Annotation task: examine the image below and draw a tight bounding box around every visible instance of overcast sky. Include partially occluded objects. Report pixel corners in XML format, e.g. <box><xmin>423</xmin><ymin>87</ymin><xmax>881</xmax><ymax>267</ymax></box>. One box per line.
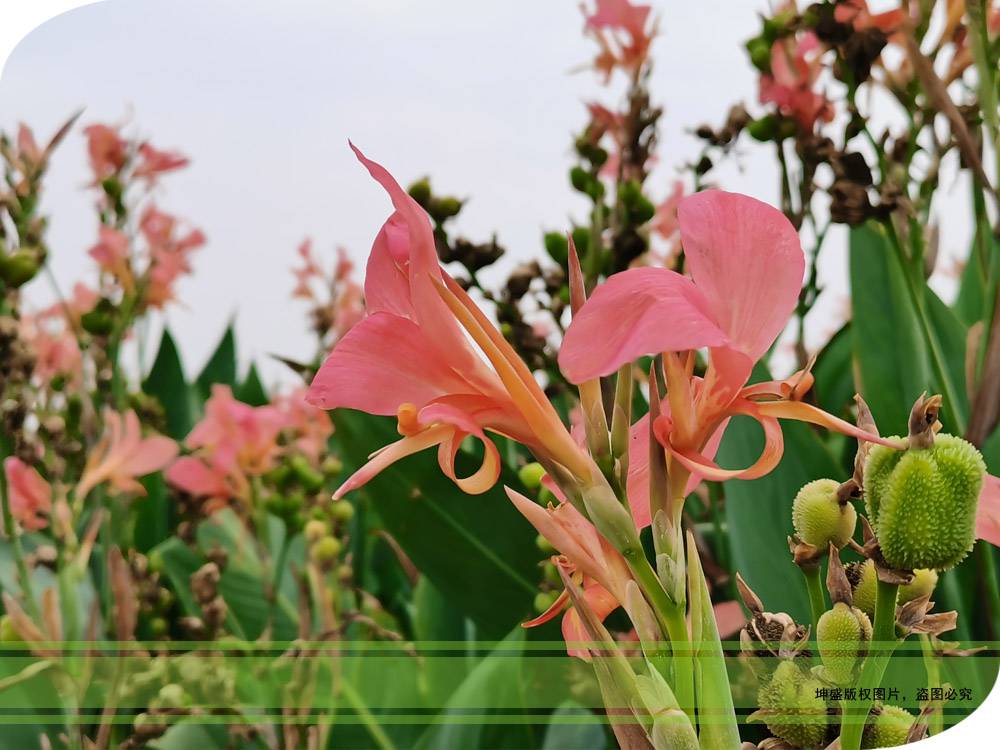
<box><xmin>0</xmin><ymin>0</ymin><xmax>973</xmax><ymax>386</ymax></box>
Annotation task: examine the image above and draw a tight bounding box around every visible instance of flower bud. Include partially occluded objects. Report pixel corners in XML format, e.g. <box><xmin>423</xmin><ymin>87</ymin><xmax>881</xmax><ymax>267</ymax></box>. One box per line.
<box><xmin>330</xmin><ymin>499</ymin><xmax>355</xmax><ymax>523</ymax></box>
<box><xmin>289</xmin><ymin>455</ymin><xmax>324</xmax><ymax>492</ymax></box>
<box><xmin>898</xmin><ymin>568</ymin><xmax>937</xmax><ymax>605</ymax></box>
<box><xmin>746</xmin><ymin>37</ymin><xmax>772</xmax><ymax>71</ymax></box>
<box><xmin>0</xmin><ymin>248</ymin><xmax>43</xmax><ymax>288</ymax></box>
<box><xmin>533</xmin><ymin>590</ymin><xmax>559</xmax><ymax>614</ymax></box>
<box><xmin>755</xmin><ymin>660</ymin><xmax>827</xmax><ymax>749</ymax></box>
<box><xmin>865</xmin><ymin>427</ymin><xmax>986</xmax><ymax>571</ymax></box>
<box><xmin>311</xmin><ymin>536</ymin><xmax>342</xmax><ymax>566</ymax></box>
<box><xmin>792</xmin><ymin>478</ymin><xmax>857</xmax><ymax>550</ymax></box>
<box><xmin>304</xmin><ymin>519</ymin><xmax>328</xmax><ymax>543</ymax></box>
<box><xmin>861</xmin><ymin>704</ymin><xmax>914</xmax><ymax>749</ymax></box>
<box><xmin>517</xmin><ymin>462</ymin><xmax>546</xmax><ymax>490</ymax></box>
<box><xmin>817</xmin><ymin>602</ymin><xmax>871</xmax><ymax>684</ymax></box>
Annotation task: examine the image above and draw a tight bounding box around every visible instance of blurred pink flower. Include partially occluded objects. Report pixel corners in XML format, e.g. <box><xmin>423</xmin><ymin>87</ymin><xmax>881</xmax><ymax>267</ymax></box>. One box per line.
<box><xmin>650</xmin><ymin>180</ymin><xmax>686</xmax><ymax>265</ymax></box>
<box><xmin>759</xmin><ymin>32</ymin><xmax>833</xmax><ymax>130</ymax></box>
<box><xmin>976</xmin><ymin>474</ymin><xmax>1000</xmax><ymax>548</ymax></box>
<box><xmin>134</xmin><ymin>142</ymin><xmax>189</xmax><ymax>181</ymax></box>
<box><xmin>307</xmin><ymin>145</ymin><xmax>591</xmax><ymax>498</ymax></box>
<box><xmin>140</xmin><ymin>205</ymin><xmax>205</xmax><ymax>308</ymax></box>
<box><xmin>166</xmin><ymin>385</ymin><xmax>287</xmax><ymax>505</ymax></box>
<box><xmin>834</xmin><ymin>0</ymin><xmax>907</xmax><ymax>34</ymax></box>
<box><xmin>15</xmin><ymin>124</ymin><xmax>42</xmax><ymax>166</ymax></box>
<box><xmin>584</xmin><ymin>0</ymin><xmax>654</xmax><ymax>79</ymax></box>
<box><xmin>88</xmin><ymin>226</ymin><xmax>133</xmax><ymax>290</ymax></box>
<box><xmin>560</xmin><ymin>190</ymin><xmax>895</xmax><ymax>489</ymax></box>
<box><xmin>76</xmin><ymin>409</ymin><xmax>178</xmax><ymax>500</ymax></box>
<box><xmin>3</xmin><ymin>457</ymin><xmax>52</xmax><ymax>531</ymax></box>
<box><xmin>22</xmin><ymin>323</ymin><xmax>82</xmax><ymax>387</ymax></box>
<box><xmin>83</xmin><ymin>124</ymin><xmax>127</xmax><ymax>182</ymax></box>
<box><xmin>273</xmin><ymin>389</ymin><xmax>334</xmax><ymax>464</ymax></box>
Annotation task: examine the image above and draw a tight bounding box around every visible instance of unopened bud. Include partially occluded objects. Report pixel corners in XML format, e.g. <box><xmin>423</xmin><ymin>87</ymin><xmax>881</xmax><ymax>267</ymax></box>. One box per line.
<box><xmin>792</xmin><ymin>478</ymin><xmax>857</xmax><ymax>550</ymax></box>
<box><xmin>518</xmin><ymin>462</ymin><xmax>546</xmax><ymax>490</ymax></box>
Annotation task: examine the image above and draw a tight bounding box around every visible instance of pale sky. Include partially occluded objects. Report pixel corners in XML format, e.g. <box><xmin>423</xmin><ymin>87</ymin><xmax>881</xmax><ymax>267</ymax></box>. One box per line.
<box><xmin>0</xmin><ymin>0</ymin><xmax>974</xmax><ymax>385</ymax></box>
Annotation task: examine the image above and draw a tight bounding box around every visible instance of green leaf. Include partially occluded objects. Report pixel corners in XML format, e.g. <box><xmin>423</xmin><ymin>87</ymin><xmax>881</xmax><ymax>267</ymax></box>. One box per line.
<box><xmin>134</xmin><ymin>474</ymin><xmax>172</xmax><ymax>553</ymax></box>
<box><xmin>333</xmin><ymin>409</ymin><xmax>541</xmax><ymax>639</ymax></box>
<box><xmin>811</xmin><ymin>324</ymin><xmax>855</xmax><ymax>419</ymax></box>
<box><xmin>413</xmin><ymin>577</ymin><xmax>470</xmax><ymax>703</ymax></box>
<box><xmin>686</xmin><ymin>530</ymin><xmax>740</xmax><ymax>750</ymax></box>
<box><xmin>235</xmin><ymin>363</ymin><xmax>269</xmax><ymax>406</ymax></box>
<box><xmin>195</xmin><ymin>324</ymin><xmax>238</xmax><ymax>400</ymax></box>
<box><xmin>151</xmin><ymin>537</ymin><xmax>204</xmax><ymax>623</ymax></box>
<box><xmin>143</xmin><ymin>328</ymin><xmax>197</xmax><ymax>440</ymax></box>
<box><xmin>541</xmin><ymin>702</ymin><xmax>607</xmax><ymax>750</ymax></box>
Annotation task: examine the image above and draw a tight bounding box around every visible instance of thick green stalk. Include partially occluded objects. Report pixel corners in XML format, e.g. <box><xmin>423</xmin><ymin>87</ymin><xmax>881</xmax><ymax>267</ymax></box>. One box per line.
<box><xmin>840</xmin><ymin>579</ymin><xmax>900</xmax><ymax>750</ymax></box>
<box><xmin>919</xmin><ymin>634</ymin><xmax>944</xmax><ymax>736</ymax></box>
<box><xmin>0</xmin><ymin>462</ymin><xmax>41</xmax><ymax>621</ymax></box>
<box><xmin>623</xmin><ymin>546</ymin><xmax>695</xmax><ymax>723</ymax></box>
<box><xmin>801</xmin><ymin>565</ymin><xmax>827</xmax><ymax>635</ymax></box>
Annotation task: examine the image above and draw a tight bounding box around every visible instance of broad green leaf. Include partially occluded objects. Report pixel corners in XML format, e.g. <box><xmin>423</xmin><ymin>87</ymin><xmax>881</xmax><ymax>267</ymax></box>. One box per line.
<box><xmin>133</xmin><ymin>473</ymin><xmax>173</xmax><ymax>554</ymax></box>
<box><xmin>235</xmin><ymin>362</ymin><xmax>269</xmax><ymax>406</ymax></box>
<box><xmin>151</xmin><ymin>537</ymin><xmax>206</xmax><ymax>626</ymax></box>
<box><xmin>143</xmin><ymin>328</ymin><xmax>197</xmax><ymax>440</ymax></box>
<box><xmin>333</xmin><ymin>409</ymin><xmax>542</xmax><ymax>639</ymax></box>
<box><xmin>811</xmin><ymin>324</ymin><xmax>854</xmax><ymax>419</ymax></box>
<box><xmin>413</xmin><ymin>577</ymin><xmax>470</xmax><ymax>704</ymax></box>
<box><xmin>195</xmin><ymin>324</ymin><xmax>238</xmax><ymax>400</ymax></box>
<box><xmin>541</xmin><ymin>702</ymin><xmax>608</xmax><ymax>750</ymax></box>
<box><xmin>686</xmin><ymin>531</ymin><xmax>740</xmax><ymax>749</ymax></box>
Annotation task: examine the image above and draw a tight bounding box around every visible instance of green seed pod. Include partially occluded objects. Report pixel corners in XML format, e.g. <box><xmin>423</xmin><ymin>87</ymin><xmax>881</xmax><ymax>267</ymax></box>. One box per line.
<box><xmin>861</xmin><ymin>704</ymin><xmax>914</xmax><ymax>749</ymax></box>
<box><xmin>407</xmin><ymin>177</ymin><xmax>432</xmax><ymax>208</ymax></box>
<box><xmin>155</xmin><ymin>683</ymin><xmax>186</xmax><ymax>710</ymax></box>
<box><xmin>321</xmin><ymin>456</ymin><xmax>343</xmax><ymax>477</ymax></box>
<box><xmin>817</xmin><ymin>602</ymin><xmax>872</xmax><ymax>684</ymax></box>
<box><xmin>864</xmin><ymin>433</ymin><xmax>986</xmax><ymax>571</ymax></box>
<box><xmin>746</xmin><ymin>37</ymin><xmax>772</xmax><ymax>71</ymax></box>
<box><xmin>311</xmin><ymin>536</ymin><xmax>342</xmax><ymax>566</ymax></box>
<box><xmin>0</xmin><ymin>248</ymin><xmax>43</xmax><ymax>288</ymax></box>
<box><xmin>304</xmin><ymin>519</ymin><xmax>328</xmax><ymax>543</ymax></box>
<box><xmin>289</xmin><ymin>455</ymin><xmax>324</xmax><ymax>492</ymax></box>
<box><xmin>330</xmin><ymin>499</ymin><xmax>355</xmax><ymax>523</ymax></box>
<box><xmin>518</xmin><ymin>462</ymin><xmax>546</xmax><ymax>490</ymax></box>
<box><xmin>847</xmin><ymin>560</ymin><xmax>878</xmax><ymax>619</ymax></box>
<box><xmin>898</xmin><ymin>568</ymin><xmax>938</xmax><ymax>606</ymax></box>
<box><xmin>536</xmin><ymin>534</ymin><xmax>556</xmax><ymax>555</ymax></box>
<box><xmin>792</xmin><ymin>478</ymin><xmax>857</xmax><ymax>550</ymax></box>
<box><xmin>533</xmin><ymin>590</ymin><xmax>559</xmax><ymax>614</ymax></box>
<box><xmin>0</xmin><ymin>616</ymin><xmax>22</xmax><ymax>643</ymax></box>
<box><xmin>756</xmin><ymin>660</ymin><xmax>827</xmax><ymax>748</ymax></box>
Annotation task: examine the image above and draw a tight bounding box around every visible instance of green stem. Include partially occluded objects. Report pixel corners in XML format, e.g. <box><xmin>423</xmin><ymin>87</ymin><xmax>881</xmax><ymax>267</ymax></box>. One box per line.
<box><xmin>919</xmin><ymin>634</ymin><xmax>943</xmax><ymax>736</ymax></box>
<box><xmin>802</xmin><ymin>566</ymin><xmax>827</xmax><ymax>635</ymax></box>
<box><xmin>624</xmin><ymin>547</ymin><xmax>695</xmax><ymax>723</ymax></box>
<box><xmin>0</xmin><ymin>462</ymin><xmax>41</xmax><ymax>621</ymax></box>
<box><xmin>839</xmin><ymin>579</ymin><xmax>900</xmax><ymax>750</ymax></box>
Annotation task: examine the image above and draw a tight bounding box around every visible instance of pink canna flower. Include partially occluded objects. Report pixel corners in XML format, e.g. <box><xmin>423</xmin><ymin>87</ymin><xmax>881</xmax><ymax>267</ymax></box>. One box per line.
<box><xmin>650</xmin><ymin>180</ymin><xmax>686</xmax><ymax>265</ymax></box>
<box><xmin>3</xmin><ymin>457</ymin><xmax>52</xmax><ymax>531</ymax></box>
<box><xmin>133</xmin><ymin>142</ymin><xmax>189</xmax><ymax>181</ymax></box>
<box><xmin>89</xmin><ymin>226</ymin><xmax>133</xmax><ymax>290</ymax></box>
<box><xmin>507</xmin><ymin>487</ymin><xmax>634</xmax><ymax>659</ymax></box>
<box><xmin>306</xmin><ymin>145</ymin><xmax>592</xmax><ymax>499</ymax></box>
<box><xmin>759</xmin><ymin>31</ymin><xmax>834</xmax><ymax>131</ymax></box>
<box><xmin>584</xmin><ymin>0</ymin><xmax>654</xmax><ymax>80</ymax></box>
<box><xmin>166</xmin><ymin>385</ymin><xmax>288</xmax><ymax>506</ymax></box>
<box><xmin>83</xmin><ymin>124</ymin><xmax>128</xmax><ymax>182</ymax></box>
<box><xmin>140</xmin><ymin>205</ymin><xmax>205</xmax><ymax>309</ymax></box>
<box><xmin>834</xmin><ymin>0</ymin><xmax>907</xmax><ymax>35</ymax></box>
<box><xmin>76</xmin><ymin>409</ymin><xmax>178</xmax><ymax>501</ymax></box>
<box><xmin>560</xmin><ymin>190</ymin><xmax>898</xmax><ymax>489</ymax></box>
<box><xmin>272</xmin><ymin>388</ymin><xmax>334</xmax><ymax>464</ymax></box>
<box><xmin>976</xmin><ymin>474</ymin><xmax>1000</xmax><ymax>548</ymax></box>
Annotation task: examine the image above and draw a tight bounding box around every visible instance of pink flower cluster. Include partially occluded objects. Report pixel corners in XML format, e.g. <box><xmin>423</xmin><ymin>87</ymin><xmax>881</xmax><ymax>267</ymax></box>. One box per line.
<box><xmin>291</xmin><ymin>240</ymin><xmax>364</xmax><ymax>340</ymax></box>
<box><xmin>167</xmin><ymin>385</ymin><xmax>333</xmax><ymax>510</ymax></box>
<box><xmin>583</xmin><ymin>0</ymin><xmax>655</xmax><ymax>81</ymax></box>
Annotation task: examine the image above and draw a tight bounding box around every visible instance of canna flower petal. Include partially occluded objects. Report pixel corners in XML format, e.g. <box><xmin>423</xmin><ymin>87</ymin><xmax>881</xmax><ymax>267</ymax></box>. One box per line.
<box><xmin>562</xmin><ymin>581</ymin><xmax>621</xmax><ymax>661</ymax></box>
<box><xmin>3</xmin><ymin>457</ymin><xmax>52</xmax><ymax>531</ymax></box>
<box><xmin>678</xmin><ymin>190</ymin><xmax>804</xmax><ymax>374</ymax></box>
<box><xmin>559</xmin><ymin>267</ymin><xmax>727</xmax><ymax>382</ymax></box>
<box><xmin>976</xmin><ymin>474</ymin><xmax>1000</xmax><ymax>547</ymax></box>
<box><xmin>165</xmin><ymin>456</ymin><xmax>231</xmax><ymax>498</ymax></box>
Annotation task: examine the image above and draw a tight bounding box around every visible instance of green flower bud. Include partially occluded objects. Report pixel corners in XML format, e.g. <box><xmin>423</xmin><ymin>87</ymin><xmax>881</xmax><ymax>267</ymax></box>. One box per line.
<box><xmin>847</xmin><ymin>560</ymin><xmax>878</xmax><ymax>619</ymax></box>
<box><xmin>861</xmin><ymin>704</ymin><xmax>914</xmax><ymax>749</ymax></box>
<box><xmin>155</xmin><ymin>683</ymin><xmax>186</xmax><ymax>710</ymax></box>
<box><xmin>407</xmin><ymin>177</ymin><xmax>432</xmax><ymax>208</ymax></box>
<box><xmin>864</xmin><ymin>433</ymin><xmax>986</xmax><ymax>571</ymax></box>
<box><xmin>321</xmin><ymin>456</ymin><xmax>343</xmax><ymax>477</ymax></box>
<box><xmin>756</xmin><ymin>660</ymin><xmax>828</xmax><ymax>748</ymax></box>
<box><xmin>311</xmin><ymin>536</ymin><xmax>342</xmax><ymax>566</ymax></box>
<box><xmin>748</xmin><ymin>114</ymin><xmax>780</xmax><ymax>142</ymax></box>
<box><xmin>746</xmin><ymin>37</ymin><xmax>772</xmax><ymax>71</ymax></box>
<box><xmin>289</xmin><ymin>455</ymin><xmax>324</xmax><ymax>492</ymax></box>
<box><xmin>570</xmin><ymin>166</ymin><xmax>591</xmax><ymax>193</ymax></box>
<box><xmin>792</xmin><ymin>478</ymin><xmax>857</xmax><ymax>549</ymax></box>
<box><xmin>518</xmin><ymin>462</ymin><xmax>546</xmax><ymax>490</ymax></box>
<box><xmin>898</xmin><ymin>568</ymin><xmax>938</xmax><ymax>605</ymax></box>
<box><xmin>80</xmin><ymin>297</ymin><xmax>116</xmax><ymax>336</ymax></box>
<box><xmin>533</xmin><ymin>590</ymin><xmax>559</xmax><ymax>614</ymax></box>
<box><xmin>0</xmin><ymin>248</ymin><xmax>43</xmax><ymax>288</ymax></box>
<box><xmin>149</xmin><ymin>617</ymin><xmax>168</xmax><ymax>638</ymax></box>
<box><xmin>817</xmin><ymin>602</ymin><xmax>872</xmax><ymax>684</ymax></box>
<box><xmin>304</xmin><ymin>519</ymin><xmax>328</xmax><ymax>543</ymax></box>
<box><xmin>543</xmin><ymin>232</ymin><xmax>569</xmax><ymax>268</ymax></box>
<box><xmin>428</xmin><ymin>196</ymin><xmax>463</xmax><ymax>224</ymax></box>
<box><xmin>536</xmin><ymin>534</ymin><xmax>556</xmax><ymax>555</ymax></box>
<box><xmin>543</xmin><ymin>561</ymin><xmax>562</xmax><ymax>586</ymax></box>
<box><xmin>331</xmin><ymin>499</ymin><xmax>355</xmax><ymax>523</ymax></box>
<box><xmin>0</xmin><ymin>616</ymin><xmax>23</xmax><ymax>643</ymax></box>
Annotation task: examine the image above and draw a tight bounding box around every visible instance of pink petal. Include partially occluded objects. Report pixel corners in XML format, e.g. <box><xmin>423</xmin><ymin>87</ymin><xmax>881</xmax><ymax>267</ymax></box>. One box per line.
<box><xmin>120</xmin><ymin>436</ymin><xmax>179</xmax><ymax>478</ymax></box>
<box><xmin>166</xmin><ymin>457</ymin><xmax>229</xmax><ymax>497</ymax></box>
<box><xmin>678</xmin><ymin>190</ymin><xmax>804</xmax><ymax>364</ymax></box>
<box><xmin>976</xmin><ymin>475</ymin><xmax>1000</xmax><ymax>547</ymax></box>
<box><xmin>562</xmin><ymin>581</ymin><xmax>621</xmax><ymax>661</ymax></box>
<box><xmin>306</xmin><ymin>312</ymin><xmax>473</xmax><ymax>413</ymax></box>
<box><xmin>713</xmin><ymin>600</ymin><xmax>746</xmax><ymax>639</ymax></box>
<box><xmin>559</xmin><ymin>267</ymin><xmax>728</xmax><ymax>382</ymax></box>
<box><xmin>364</xmin><ymin>214</ymin><xmax>414</xmax><ymax>318</ymax></box>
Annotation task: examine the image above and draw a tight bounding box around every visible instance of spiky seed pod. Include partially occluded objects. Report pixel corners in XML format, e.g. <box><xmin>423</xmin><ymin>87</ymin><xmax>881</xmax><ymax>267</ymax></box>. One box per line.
<box><xmin>792</xmin><ymin>479</ymin><xmax>857</xmax><ymax>550</ymax></box>
<box><xmin>861</xmin><ymin>704</ymin><xmax>915</xmax><ymax>749</ymax></box>
<box><xmin>756</xmin><ymin>660</ymin><xmax>828</xmax><ymax>748</ymax></box>
<box><xmin>898</xmin><ymin>568</ymin><xmax>938</xmax><ymax>606</ymax></box>
<box><xmin>846</xmin><ymin>560</ymin><xmax>878</xmax><ymax>619</ymax></box>
<box><xmin>864</xmin><ymin>433</ymin><xmax>985</xmax><ymax>570</ymax></box>
<box><xmin>817</xmin><ymin>602</ymin><xmax>872</xmax><ymax>684</ymax></box>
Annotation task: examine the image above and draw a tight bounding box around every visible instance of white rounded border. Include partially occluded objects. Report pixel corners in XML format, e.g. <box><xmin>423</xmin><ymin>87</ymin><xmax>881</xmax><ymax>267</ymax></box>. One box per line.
<box><xmin>0</xmin><ymin>1</ymin><xmax>997</xmax><ymax>748</ymax></box>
